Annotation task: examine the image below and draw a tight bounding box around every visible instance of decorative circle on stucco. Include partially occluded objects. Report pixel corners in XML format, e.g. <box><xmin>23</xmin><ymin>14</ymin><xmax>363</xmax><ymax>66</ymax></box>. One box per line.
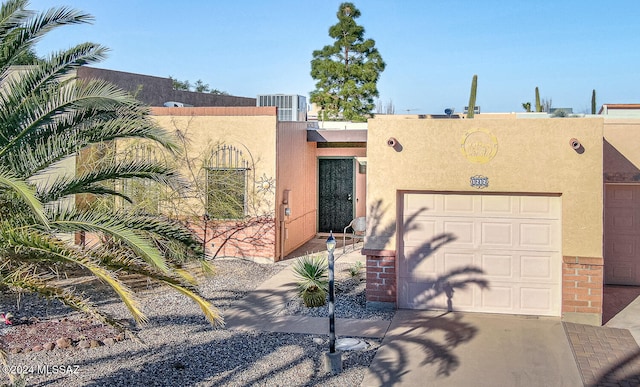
<box><xmin>460</xmin><ymin>128</ymin><xmax>498</xmax><ymax>163</ymax></box>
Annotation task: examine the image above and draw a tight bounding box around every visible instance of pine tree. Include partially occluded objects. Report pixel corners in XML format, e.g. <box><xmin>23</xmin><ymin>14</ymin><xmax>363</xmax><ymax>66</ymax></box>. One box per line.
<box><xmin>535</xmin><ymin>87</ymin><xmax>542</xmax><ymax>112</ymax></box>
<box><xmin>591</xmin><ymin>89</ymin><xmax>596</xmax><ymax>115</ymax></box>
<box><xmin>310</xmin><ymin>3</ymin><xmax>385</xmax><ymax>122</ymax></box>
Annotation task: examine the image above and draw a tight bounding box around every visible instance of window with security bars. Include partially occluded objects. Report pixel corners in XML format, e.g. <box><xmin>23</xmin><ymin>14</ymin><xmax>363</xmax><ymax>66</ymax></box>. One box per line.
<box><xmin>121</xmin><ymin>144</ymin><xmax>162</xmax><ymax>214</ymax></box>
<box><xmin>205</xmin><ymin>144</ymin><xmax>250</xmax><ymax>219</ymax></box>
<box><xmin>206</xmin><ymin>169</ymin><xmax>246</xmax><ymax>219</ymax></box>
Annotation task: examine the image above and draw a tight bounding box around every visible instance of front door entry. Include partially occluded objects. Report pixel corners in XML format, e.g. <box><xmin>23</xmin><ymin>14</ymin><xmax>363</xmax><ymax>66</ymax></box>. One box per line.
<box><xmin>318</xmin><ymin>158</ymin><xmax>354</xmax><ymax>233</ymax></box>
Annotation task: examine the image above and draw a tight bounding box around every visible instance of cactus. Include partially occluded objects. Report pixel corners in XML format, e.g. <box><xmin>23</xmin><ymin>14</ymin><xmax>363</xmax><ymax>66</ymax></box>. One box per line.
<box><xmin>467</xmin><ymin>74</ymin><xmax>478</xmax><ymax>118</ymax></box>
<box><xmin>535</xmin><ymin>87</ymin><xmax>542</xmax><ymax>112</ymax></box>
<box><xmin>591</xmin><ymin>89</ymin><xmax>596</xmax><ymax>115</ymax></box>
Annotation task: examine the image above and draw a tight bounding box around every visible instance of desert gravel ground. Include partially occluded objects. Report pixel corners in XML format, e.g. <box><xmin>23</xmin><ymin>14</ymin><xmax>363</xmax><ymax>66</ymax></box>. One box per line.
<box><xmin>1</xmin><ymin>258</ymin><xmax>387</xmax><ymax>386</ymax></box>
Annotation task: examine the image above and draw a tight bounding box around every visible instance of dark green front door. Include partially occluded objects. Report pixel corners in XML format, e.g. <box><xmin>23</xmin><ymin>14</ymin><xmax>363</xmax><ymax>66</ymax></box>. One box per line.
<box><xmin>319</xmin><ymin>158</ymin><xmax>354</xmax><ymax>233</ymax></box>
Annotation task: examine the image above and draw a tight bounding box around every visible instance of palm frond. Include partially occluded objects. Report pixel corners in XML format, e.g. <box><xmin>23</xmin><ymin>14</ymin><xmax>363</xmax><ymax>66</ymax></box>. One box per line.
<box><xmin>119</xmin><ymin>211</ymin><xmax>204</xmax><ymax>255</ymax></box>
<box><xmin>0</xmin><ymin>168</ymin><xmax>48</xmax><ymax>228</ymax></box>
<box><xmin>0</xmin><ymin>0</ymin><xmax>220</xmax><ymax>347</ymax></box>
<box><xmin>0</xmin><ymin>261</ymin><xmax>129</xmax><ymax>331</ymax></box>
<box><xmin>165</xmin><ymin>282</ymin><xmax>223</xmax><ymax>327</ymax></box>
<box><xmin>38</xmin><ymin>159</ymin><xmax>177</xmax><ymax>203</ymax></box>
<box><xmin>0</xmin><ymin>4</ymin><xmax>93</xmax><ymax>75</ymax></box>
<box><xmin>0</xmin><ymin>228</ymin><xmax>147</xmax><ymax>324</ymax></box>
<box><xmin>50</xmin><ymin>210</ymin><xmax>170</xmax><ymax>273</ymax></box>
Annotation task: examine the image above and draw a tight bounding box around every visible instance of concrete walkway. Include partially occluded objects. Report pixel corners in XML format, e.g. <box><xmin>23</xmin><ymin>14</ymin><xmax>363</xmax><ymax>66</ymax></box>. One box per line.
<box><xmin>224</xmin><ymin>245</ymin><xmax>390</xmax><ymax>338</ymax></box>
<box><xmin>606</xmin><ymin>294</ymin><xmax>640</xmax><ymax>344</ymax></box>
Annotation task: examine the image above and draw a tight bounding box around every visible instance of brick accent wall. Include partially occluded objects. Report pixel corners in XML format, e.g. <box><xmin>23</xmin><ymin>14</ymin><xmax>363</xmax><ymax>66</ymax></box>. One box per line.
<box><xmin>562</xmin><ymin>256</ymin><xmax>604</xmax><ymax>316</ymax></box>
<box><xmin>193</xmin><ymin>217</ymin><xmax>276</xmax><ymax>260</ymax></box>
<box><xmin>364</xmin><ymin>250</ymin><xmax>397</xmax><ymax>304</ymax></box>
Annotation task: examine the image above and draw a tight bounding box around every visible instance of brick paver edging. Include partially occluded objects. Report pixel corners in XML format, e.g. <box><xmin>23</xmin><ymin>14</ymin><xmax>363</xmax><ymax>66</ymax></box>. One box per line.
<box><xmin>564</xmin><ymin>322</ymin><xmax>640</xmax><ymax>386</ymax></box>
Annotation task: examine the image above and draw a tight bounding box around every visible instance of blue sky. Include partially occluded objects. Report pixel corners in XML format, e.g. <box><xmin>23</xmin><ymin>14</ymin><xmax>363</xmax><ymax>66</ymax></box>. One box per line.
<box><xmin>29</xmin><ymin>0</ymin><xmax>640</xmax><ymax>114</ymax></box>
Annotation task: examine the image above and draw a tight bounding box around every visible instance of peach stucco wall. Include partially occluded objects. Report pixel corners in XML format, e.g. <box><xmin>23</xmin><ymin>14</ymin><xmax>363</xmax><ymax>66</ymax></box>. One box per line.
<box><xmin>150</xmin><ymin>108</ymin><xmax>279</xmax><ymax>260</ymax></box>
<box><xmin>276</xmin><ymin>122</ymin><xmax>318</xmax><ymax>259</ymax></box>
<box><xmin>366</xmin><ymin>115</ymin><xmax>604</xmax><ymax>259</ymax></box>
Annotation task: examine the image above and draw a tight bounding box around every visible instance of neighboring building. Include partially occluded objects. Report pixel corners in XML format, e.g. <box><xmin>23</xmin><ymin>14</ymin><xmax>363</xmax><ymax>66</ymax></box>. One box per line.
<box><xmin>599</xmin><ymin>103</ymin><xmax>640</xmax><ymax>117</ymax></box>
<box><xmin>257</xmin><ymin>94</ymin><xmax>307</xmax><ymax>122</ymax></box>
<box><xmin>600</xmin><ymin>104</ymin><xmax>640</xmax><ymax>289</ymax></box>
<box><xmin>76</xmin><ymin>67</ymin><xmax>256</xmax><ymax>107</ymax></box>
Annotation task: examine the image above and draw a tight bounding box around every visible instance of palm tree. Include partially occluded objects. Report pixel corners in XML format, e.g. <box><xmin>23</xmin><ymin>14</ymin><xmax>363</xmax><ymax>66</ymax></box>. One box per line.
<box><xmin>0</xmin><ymin>0</ymin><xmax>221</xmax><ymax>361</ymax></box>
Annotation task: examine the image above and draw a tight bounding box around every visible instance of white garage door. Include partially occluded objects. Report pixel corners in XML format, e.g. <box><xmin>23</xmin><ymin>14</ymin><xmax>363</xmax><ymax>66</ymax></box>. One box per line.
<box><xmin>605</xmin><ymin>184</ymin><xmax>640</xmax><ymax>285</ymax></box>
<box><xmin>398</xmin><ymin>193</ymin><xmax>562</xmax><ymax>316</ymax></box>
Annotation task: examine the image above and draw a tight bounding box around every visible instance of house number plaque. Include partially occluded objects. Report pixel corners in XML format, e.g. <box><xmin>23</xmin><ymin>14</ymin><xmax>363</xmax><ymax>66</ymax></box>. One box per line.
<box><xmin>470</xmin><ymin>175</ymin><xmax>489</xmax><ymax>189</ymax></box>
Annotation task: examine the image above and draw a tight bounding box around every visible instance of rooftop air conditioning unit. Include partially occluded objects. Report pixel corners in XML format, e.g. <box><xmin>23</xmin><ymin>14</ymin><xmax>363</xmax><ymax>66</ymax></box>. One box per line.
<box><xmin>464</xmin><ymin>106</ymin><xmax>480</xmax><ymax>114</ymax></box>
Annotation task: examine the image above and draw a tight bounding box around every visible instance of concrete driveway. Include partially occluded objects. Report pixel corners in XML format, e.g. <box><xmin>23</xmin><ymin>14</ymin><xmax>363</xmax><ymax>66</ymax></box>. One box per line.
<box><xmin>362</xmin><ymin>310</ymin><xmax>582</xmax><ymax>387</ymax></box>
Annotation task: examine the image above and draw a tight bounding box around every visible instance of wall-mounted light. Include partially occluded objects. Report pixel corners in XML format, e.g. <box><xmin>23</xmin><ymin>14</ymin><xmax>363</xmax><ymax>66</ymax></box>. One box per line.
<box><xmin>570</xmin><ymin>138</ymin><xmax>581</xmax><ymax>150</ymax></box>
<box><xmin>387</xmin><ymin>137</ymin><xmax>402</xmax><ymax>152</ymax></box>
<box><xmin>569</xmin><ymin>138</ymin><xmax>585</xmax><ymax>154</ymax></box>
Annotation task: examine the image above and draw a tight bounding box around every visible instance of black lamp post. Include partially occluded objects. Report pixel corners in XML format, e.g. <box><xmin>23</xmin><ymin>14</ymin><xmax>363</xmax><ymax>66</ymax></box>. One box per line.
<box><xmin>323</xmin><ymin>231</ymin><xmax>342</xmax><ymax>373</ymax></box>
<box><xmin>326</xmin><ymin>231</ymin><xmax>337</xmax><ymax>353</ymax></box>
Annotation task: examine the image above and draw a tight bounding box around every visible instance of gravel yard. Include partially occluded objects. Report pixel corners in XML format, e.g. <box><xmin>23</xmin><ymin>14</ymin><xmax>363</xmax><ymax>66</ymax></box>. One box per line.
<box><xmin>1</xmin><ymin>257</ymin><xmax>387</xmax><ymax>386</ymax></box>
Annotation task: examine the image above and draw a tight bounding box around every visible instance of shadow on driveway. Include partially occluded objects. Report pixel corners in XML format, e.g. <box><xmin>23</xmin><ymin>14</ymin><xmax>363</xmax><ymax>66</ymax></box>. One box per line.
<box><xmin>363</xmin><ymin>310</ymin><xmax>582</xmax><ymax>387</ymax></box>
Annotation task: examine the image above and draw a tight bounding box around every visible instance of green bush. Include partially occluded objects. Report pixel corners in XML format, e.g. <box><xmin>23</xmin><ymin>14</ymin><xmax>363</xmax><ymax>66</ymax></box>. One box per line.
<box><xmin>292</xmin><ymin>255</ymin><xmax>328</xmax><ymax>307</ymax></box>
<box><xmin>348</xmin><ymin>261</ymin><xmax>364</xmax><ymax>277</ymax></box>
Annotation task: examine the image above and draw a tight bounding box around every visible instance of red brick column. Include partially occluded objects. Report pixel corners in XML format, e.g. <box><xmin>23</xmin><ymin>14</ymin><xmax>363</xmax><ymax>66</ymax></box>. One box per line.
<box><xmin>562</xmin><ymin>256</ymin><xmax>603</xmax><ymax>324</ymax></box>
<box><xmin>363</xmin><ymin>249</ymin><xmax>397</xmax><ymax>304</ymax></box>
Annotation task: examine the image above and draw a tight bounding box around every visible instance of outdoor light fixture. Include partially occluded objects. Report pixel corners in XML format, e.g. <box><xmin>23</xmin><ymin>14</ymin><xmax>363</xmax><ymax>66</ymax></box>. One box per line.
<box><xmin>323</xmin><ymin>231</ymin><xmax>342</xmax><ymax>373</ymax></box>
<box><xmin>326</xmin><ymin>232</ymin><xmax>336</xmax><ymax>253</ymax></box>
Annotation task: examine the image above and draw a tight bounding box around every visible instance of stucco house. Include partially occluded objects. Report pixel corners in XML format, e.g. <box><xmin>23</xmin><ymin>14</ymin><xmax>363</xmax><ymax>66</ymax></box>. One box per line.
<box><xmin>66</xmin><ymin>67</ymin><xmax>640</xmax><ymax>326</ymax></box>
<box><xmin>144</xmin><ymin>106</ymin><xmax>367</xmax><ymax>261</ymax></box>
<box><xmin>148</xmin><ymin>104</ymin><xmax>639</xmax><ymax>326</ymax></box>
<box><xmin>362</xmin><ymin>109</ymin><xmax>640</xmax><ymax>326</ymax></box>
<box><xmin>68</xmin><ymin>68</ymin><xmax>366</xmax><ymax>262</ymax></box>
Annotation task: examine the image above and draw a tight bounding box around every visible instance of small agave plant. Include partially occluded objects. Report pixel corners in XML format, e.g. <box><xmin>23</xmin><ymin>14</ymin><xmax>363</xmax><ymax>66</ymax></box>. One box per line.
<box><xmin>292</xmin><ymin>255</ymin><xmax>328</xmax><ymax>307</ymax></box>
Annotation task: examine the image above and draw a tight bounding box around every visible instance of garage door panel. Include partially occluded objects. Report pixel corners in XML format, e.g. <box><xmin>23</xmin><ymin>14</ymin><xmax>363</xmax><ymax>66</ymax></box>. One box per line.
<box><xmin>480</xmin><ymin>195</ymin><xmax>513</xmax><ymax>214</ymax></box>
<box><xmin>443</xmin><ymin>221</ymin><xmax>474</xmax><ymax>247</ymax></box>
<box><xmin>403</xmin><ymin>220</ymin><xmax>437</xmax><ymax>244</ymax></box>
<box><xmin>608</xmin><ymin>186</ymin><xmax>637</xmax><ymax>204</ymax></box>
<box><xmin>399</xmin><ymin>193</ymin><xmax>561</xmax><ymax>316</ymax></box>
<box><xmin>519</xmin><ymin>196</ymin><xmax>559</xmax><ymax>217</ymax></box>
<box><xmin>443</xmin><ymin>252</ymin><xmax>475</xmax><ymax>272</ymax></box>
<box><xmin>399</xmin><ymin>249</ymin><xmax>436</xmax><ymax>277</ymax></box>
<box><xmin>481</xmin><ymin>222</ymin><xmax>514</xmax><ymax>246</ymax></box>
<box><xmin>405</xmin><ymin>194</ymin><xmax>436</xmax><ymax>215</ymax></box>
<box><xmin>481</xmin><ymin>254</ymin><xmax>514</xmax><ymax>278</ymax></box>
<box><xmin>521</xmin><ymin>255</ymin><xmax>554</xmax><ymax>281</ymax></box>
<box><xmin>401</xmin><ymin>280</ymin><xmax>475</xmax><ymax>310</ymax></box>
<box><xmin>606</xmin><ymin>208</ymin><xmax>640</xmax><ymax>235</ymax></box>
<box><xmin>400</xmin><ymin>281</ymin><xmax>447</xmax><ymax>310</ymax></box>
<box><xmin>606</xmin><ymin>235</ymin><xmax>637</xmax><ymax>258</ymax></box>
<box><xmin>480</xmin><ymin>286</ymin><xmax>513</xmax><ymax>309</ymax></box>
<box><xmin>608</xmin><ymin>265</ymin><xmax>635</xmax><ymax>283</ymax></box>
<box><xmin>520</xmin><ymin>222</ymin><xmax>557</xmax><ymax>249</ymax></box>
<box><xmin>520</xmin><ymin>287</ymin><xmax>557</xmax><ymax>313</ymax></box>
<box><xmin>443</xmin><ymin>195</ymin><xmax>474</xmax><ymax>213</ymax></box>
